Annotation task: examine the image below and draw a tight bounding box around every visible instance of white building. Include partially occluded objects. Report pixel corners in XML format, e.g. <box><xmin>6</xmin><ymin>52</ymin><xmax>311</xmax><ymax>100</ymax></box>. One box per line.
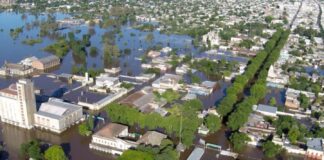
<box><xmin>0</xmin><ymin>79</ymin><xmax>37</xmax><ymax>129</ymax></box>
<box><xmin>306</xmin><ymin>138</ymin><xmax>324</xmax><ymax>160</ymax></box>
<box><xmin>34</xmin><ymin>98</ymin><xmax>83</xmax><ymax>133</ymax></box>
<box><xmin>89</xmin><ymin>123</ymin><xmax>138</xmax><ymax>155</ymax></box>
<box><xmin>152</xmin><ymin>74</ymin><xmax>182</xmax><ymax>92</ymax></box>
<box><xmin>95</xmin><ymin>74</ymin><xmax>120</xmax><ymax>88</ymax></box>
<box><xmin>89</xmin><ymin>123</ymin><xmax>166</xmax><ymax>155</ymax></box>
<box><xmin>202</xmin><ymin>31</ymin><xmax>220</xmax><ymax>47</ymax></box>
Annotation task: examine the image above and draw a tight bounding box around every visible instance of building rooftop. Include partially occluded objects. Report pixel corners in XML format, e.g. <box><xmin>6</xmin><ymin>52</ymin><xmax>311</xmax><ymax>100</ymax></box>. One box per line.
<box><xmin>37</xmin><ymin>55</ymin><xmax>60</xmax><ymax>64</ymax></box>
<box><xmin>137</xmin><ymin>131</ymin><xmax>167</xmax><ymax>146</ymax></box>
<box><xmin>187</xmin><ymin>147</ymin><xmax>205</xmax><ymax>160</ymax></box>
<box><xmin>307</xmin><ymin>138</ymin><xmax>323</xmax><ymax>151</ymax></box>
<box><xmin>3</xmin><ymin>62</ymin><xmax>32</xmax><ymax>71</ymax></box>
<box><xmin>37</xmin><ymin>98</ymin><xmax>81</xmax><ymax>119</ymax></box>
<box><xmin>94</xmin><ymin>123</ymin><xmax>128</xmax><ymax>139</ymax></box>
<box><xmin>257</xmin><ymin>104</ymin><xmax>277</xmax><ymax>114</ymax></box>
<box><xmin>0</xmin><ymin>84</ymin><xmax>17</xmax><ymax>96</ymax></box>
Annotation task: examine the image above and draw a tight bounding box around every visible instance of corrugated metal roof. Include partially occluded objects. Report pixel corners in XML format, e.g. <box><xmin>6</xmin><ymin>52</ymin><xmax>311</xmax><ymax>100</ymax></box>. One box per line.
<box><xmin>257</xmin><ymin>104</ymin><xmax>277</xmax><ymax>114</ymax></box>
<box><xmin>187</xmin><ymin>147</ymin><xmax>204</xmax><ymax>160</ymax></box>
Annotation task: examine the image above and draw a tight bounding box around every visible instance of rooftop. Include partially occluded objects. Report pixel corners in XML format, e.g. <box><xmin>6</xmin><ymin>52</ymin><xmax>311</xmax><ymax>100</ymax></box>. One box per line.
<box><xmin>257</xmin><ymin>104</ymin><xmax>277</xmax><ymax>114</ymax></box>
<box><xmin>37</xmin><ymin>98</ymin><xmax>81</xmax><ymax>119</ymax></box>
<box><xmin>307</xmin><ymin>138</ymin><xmax>323</xmax><ymax>151</ymax></box>
<box><xmin>137</xmin><ymin>131</ymin><xmax>167</xmax><ymax>146</ymax></box>
<box><xmin>94</xmin><ymin>123</ymin><xmax>128</xmax><ymax>139</ymax></box>
<box><xmin>37</xmin><ymin>55</ymin><xmax>60</xmax><ymax>64</ymax></box>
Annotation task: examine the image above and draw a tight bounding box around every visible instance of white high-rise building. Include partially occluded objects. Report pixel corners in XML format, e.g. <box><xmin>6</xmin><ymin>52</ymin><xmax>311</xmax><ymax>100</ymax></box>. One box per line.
<box><xmin>0</xmin><ymin>79</ymin><xmax>37</xmax><ymax>129</ymax></box>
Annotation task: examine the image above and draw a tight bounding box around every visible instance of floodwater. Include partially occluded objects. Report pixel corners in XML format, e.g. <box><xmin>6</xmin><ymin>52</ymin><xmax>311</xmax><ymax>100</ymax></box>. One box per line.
<box><xmin>0</xmin><ymin>11</ymin><xmax>294</xmax><ymax>160</ymax></box>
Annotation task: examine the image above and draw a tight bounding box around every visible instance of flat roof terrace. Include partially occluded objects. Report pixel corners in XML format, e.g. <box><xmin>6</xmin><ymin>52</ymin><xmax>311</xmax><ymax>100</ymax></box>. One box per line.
<box><xmin>63</xmin><ymin>87</ymin><xmax>109</xmax><ymax>105</ymax></box>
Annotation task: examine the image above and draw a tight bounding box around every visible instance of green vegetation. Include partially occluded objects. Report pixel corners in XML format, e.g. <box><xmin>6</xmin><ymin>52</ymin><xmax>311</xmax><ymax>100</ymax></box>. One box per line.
<box><xmin>269</xmin><ymin>97</ymin><xmax>277</xmax><ymax>106</ymax></box>
<box><xmin>239</xmin><ymin>39</ymin><xmax>255</xmax><ymax>49</ymax></box>
<box><xmin>71</xmin><ymin>65</ymin><xmax>86</xmax><ymax>75</ymax></box>
<box><xmin>229</xmin><ymin>132</ymin><xmax>250</xmax><ymax>151</ymax></box>
<box><xmin>144</xmin><ymin>68</ymin><xmax>161</xmax><ymax>75</ymax></box>
<box><xmin>120</xmin><ymin>82</ymin><xmax>134</xmax><ymax>89</ymax></box>
<box><xmin>19</xmin><ymin>140</ymin><xmax>42</xmax><ymax>160</ymax></box>
<box><xmin>294</xmin><ymin>25</ymin><xmax>319</xmax><ymax>39</ymax></box>
<box><xmin>87</xmin><ymin>68</ymin><xmax>104</xmax><ymax>77</ymax></box>
<box><xmin>156</xmin><ymin>89</ymin><xmax>181</xmax><ymax>103</ymax></box>
<box><xmin>226</xmin><ymin>29</ymin><xmax>290</xmax><ymax>131</ymax></box>
<box><xmin>44</xmin><ymin>145</ymin><xmax>68</xmax><ymax>160</ymax></box>
<box><xmin>78</xmin><ymin>122</ymin><xmax>92</xmax><ymax>136</ymax></box>
<box><xmin>274</xmin><ymin>116</ymin><xmax>308</xmax><ymax>143</ymax></box>
<box><xmin>299</xmin><ymin>93</ymin><xmax>310</xmax><ymax>109</ymax></box>
<box><xmin>22</xmin><ymin>38</ymin><xmax>43</xmax><ymax>45</ymax></box>
<box><xmin>78</xmin><ymin>115</ymin><xmax>95</xmax><ymax>136</ymax></box>
<box><xmin>123</xmin><ymin>139</ymin><xmax>179</xmax><ymax>160</ymax></box>
<box><xmin>289</xmin><ymin>76</ymin><xmax>322</xmax><ymax>95</ymax></box>
<box><xmin>265</xmin><ymin>16</ymin><xmax>274</xmax><ymax>23</ymax></box>
<box><xmin>89</xmin><ymin>46</ymin><xmax>98</xmax><ymax>57</ymax></box>
<box><xmin>262</xmin><ymin>141</ymin><xmax>282</xmax><ymax>158</ymax></box>
<box><xmin>118</xmin><ymin>150</ymin><xmax>154</xmax><ymax>160</ymax></box>
<box><xmin>191</xmin><ymin>59</ymin><xmax>237</xmax><ymax>79</ymax></box>
<box><xmin>203</xmin><ymin>114</ymin><xmax>221</xmax><ymax>133</ymax></box>
<box><xmin>135</xmin><ymin>23</ymin><xmax>155</xmax><ymax>32</ymax></box>
<box><xmin>215</xmin><ymin>28</ymin><xmax>290</xmax><ymax>133</ymax></box>
<box><xmin>106</xmin><ymin>99</ymin><xmax>203</xmax><ymax>147</ymax></box>
<box><xmin>44</xmin><ymin>39</ymin><xmax>70</xmax><ymax>58</ymax></box>
<box><xmin>10</xmin><ymin>27</ymin><xmax>23</xmax><ymax>39</ymax></box>
<box><xmin>219</xmin><ymin>27</ymin><xmax>237</xmax><ymax>42</ymax></box>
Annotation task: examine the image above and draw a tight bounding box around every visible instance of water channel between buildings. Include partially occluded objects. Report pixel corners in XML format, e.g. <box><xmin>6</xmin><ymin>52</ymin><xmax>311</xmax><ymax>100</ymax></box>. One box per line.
<box><xmin>0</xmin><ymin>12</ymin><xmax>301</xmax><ymax>160</ymax></box>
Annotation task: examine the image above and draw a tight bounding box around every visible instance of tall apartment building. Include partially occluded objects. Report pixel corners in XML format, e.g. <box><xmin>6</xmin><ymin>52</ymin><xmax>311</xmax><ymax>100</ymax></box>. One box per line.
<box><xmin>0</xmin><ymin>79</ymin><xmax>37</xmax><ymax>129</ymax></box>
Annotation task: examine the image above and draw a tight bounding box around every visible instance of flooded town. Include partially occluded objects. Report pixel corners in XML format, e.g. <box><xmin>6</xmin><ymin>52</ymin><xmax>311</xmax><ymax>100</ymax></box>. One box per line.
<box><xmin>0</xmin><ymin>0</ymin><xmax>323</xmax><ymax>160</ymax></box>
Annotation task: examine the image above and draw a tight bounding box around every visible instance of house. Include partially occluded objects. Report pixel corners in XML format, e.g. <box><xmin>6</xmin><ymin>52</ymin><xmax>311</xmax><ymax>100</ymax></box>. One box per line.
<box><xmin>0</xmin><ymin>62</ymin><xmax>33</xmax><ymax>76</ymax></box>
<box><xmin>202</xmin><ymin>31</ymin><xmax>220</xmax><ymax>46</ymax></box>
<box><xmin>285</xmin><ymin>88</ymin><xmax>316</xmax><ymax>110</ymax></box>
<box><xmin>147</xmin><ymin>50</ymin><xmax>161</xmax><ymax>58</ymax></box>
<box><xmin>19</xmin><ymin>56</ymin><xmax>38</xmax><ymax>66</ymax></box>
<box><xmin>198</xmin><ymin>124</ymin><xmax>210</xmax><ymax>135</ymax></box>
<box><xmin>187</xmin><ymin>81</ymin><xmax>216</xmax><ymax>96</ymax></box>
<box><xmin>161</xmin><ymin>47</ymin><xmax>172</xmax><ymax>53</ymax></box>
<box><xmin>89</xmin><ymin>123</ymin><xmax>137</xmax><ymax>155</ymax></box>
<box><xmin>306</xmin><ymin>138</ymin><xmax>324</xmax><ymax>160</ymax></box>
<box><xmin>34</xmin><ymin>98</ymin><xmax>83</xmax><ymax>133</ymax></box>
<box><xmin>31</xmin><ymin>55</ymin><xmax>60</xmax><ymax>70</ymax></box>
<box><xmin>120</xmin><ymin>86</ymin><xmax>167</xmax><ymax>116</ymax></box>
<box><xmin>255</xmin><ymin>104</ymin><xmax>277</xmax><ymax>117</ymax></box>
<box><xmin>267</xmin><ymin>65</ymin><xmax>289</xmax><ymax>88</ymax></box>
<box><xmin>240</xmin><ymin>114</ymin><xmax>275</xmax><ymax>146</ymax></box>
<box><xmin>95</xmin><ymin>74</ymin><xmax>120</xmax><ymax>88</ymax></box>
<box><xmin>90</xmin><ymin>123</ymin><xmax>167</xmax><ymax>155</ymax></box>
<box><xmin>137</xmin><ymin>131</ymin><xmax>167</xmax><ymax>146</ymax></box>
<box><xmin>152</xmin><ymin>74</ymin><xmax>182</xmax><ymax>92</ymax></box>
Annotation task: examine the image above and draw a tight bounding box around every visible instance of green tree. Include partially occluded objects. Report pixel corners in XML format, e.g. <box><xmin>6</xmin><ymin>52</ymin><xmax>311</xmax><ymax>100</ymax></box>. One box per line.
<box><xmin>78</xmin><ymin>123</ymin><xmax>92</xmax><ymax>136</ymax></box>
<box><xmin>204</xmin><ymin>115</ymin><xmax>221</xmax><ymax>133</ymax></box>
<box><xmin>262</xmin><ymin>141</ymin><xmax>282</xmax><ymax>158</ymax></box>
<box><xmin>19</xmin><ymin>140</ymin><xmax>42</xmax><ymax>160</ymax></box>
<box><xmin>160</xmin><ymin>89</ymin><xmax>180</xmax><ymax>103</ymax></box>
<box><xmin>265</xmin><ymin>16</ymin><xmax>273</xmax><ymax>23</ymax></box>
<box><xmin>269</xmin><ymin>97</ymin><xmax>277</xmax><ymax>106</ymax></box>
<box><xmin>44</xmin><ymin>145</ymin><xmax>67</xmax><ymax>160</ymax></box>
<box><xmin>88</xmin><ymin>114</ymin><xmax>94</xmax><ymax>130</ymax></box>
<box><xmin>229</xmin><ymin>132</ymin><xmax>250</xmax><ymax>151</ymax></box>
<box><xmin>288</xmin><ymin>125</ymin><xmax>300</xmax><ymax>143</ymax></box>
<box><xmin>118</xmin><ymin>150</ymin><xmax>154</xmax><ymax>160</ymax></box>
<box><xmin>89</xmin><ymin>46</ymin><xmax>98</xmax><ymax>57</ymax></box>
<box><xmin>299</xmin><ymin>94</ymin><xmax>310</xmax><ymax>109</ymax></box>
